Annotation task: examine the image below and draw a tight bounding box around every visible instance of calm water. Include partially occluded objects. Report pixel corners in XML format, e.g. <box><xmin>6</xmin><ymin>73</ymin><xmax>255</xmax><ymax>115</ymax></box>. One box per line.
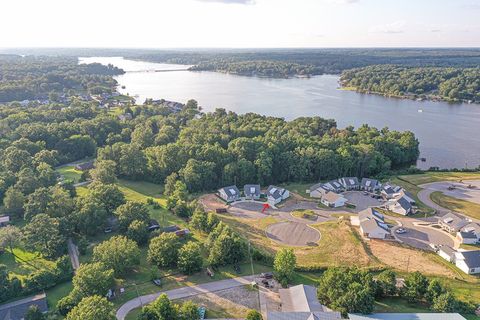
<box><xmin>80</xmin><ymin>57</ymin><xmax>480</xmax><ymax>170</ymax></box>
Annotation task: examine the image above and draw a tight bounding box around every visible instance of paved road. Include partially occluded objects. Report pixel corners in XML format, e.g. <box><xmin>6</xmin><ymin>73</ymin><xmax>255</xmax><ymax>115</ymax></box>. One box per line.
<box><xmin>116</xmin><ymin>275</ymin><xmax>258</xmax><ymax>320</ymax></box>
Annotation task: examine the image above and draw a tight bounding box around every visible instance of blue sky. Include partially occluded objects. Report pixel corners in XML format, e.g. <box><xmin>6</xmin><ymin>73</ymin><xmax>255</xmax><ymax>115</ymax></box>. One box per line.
<box><xmin>1</xmin><ymin>0</ymin><xmax>479</xmax><ymax>47</ymax></box>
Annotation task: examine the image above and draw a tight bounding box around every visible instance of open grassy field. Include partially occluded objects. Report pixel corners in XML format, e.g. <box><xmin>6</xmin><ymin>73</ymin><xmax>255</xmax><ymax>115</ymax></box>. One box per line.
<box><xmin>56</xmin><ymin>165</ymin><xmax>82</xmax><ymax>183</ymax></box>
<box><xmin>399</xmin><ymin>171</ymin><xmax>480</xmax><ymax>186</ymax></box>
<box><xmin>430</xmin><ymin>191</ymin><xmax>480</xmax><ymax>221</ymax></box>
<box><xmin>0</xmin><ymin>247</ymin><xmax>56</xmax><ymax>280</ymax></box>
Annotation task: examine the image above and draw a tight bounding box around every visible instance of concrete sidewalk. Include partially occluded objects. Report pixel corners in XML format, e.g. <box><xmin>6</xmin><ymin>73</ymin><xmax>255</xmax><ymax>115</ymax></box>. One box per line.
<box><xmin>116</xmin><ymin>275</ymin><xmax>258</xmax><ymax>320</ymax></box>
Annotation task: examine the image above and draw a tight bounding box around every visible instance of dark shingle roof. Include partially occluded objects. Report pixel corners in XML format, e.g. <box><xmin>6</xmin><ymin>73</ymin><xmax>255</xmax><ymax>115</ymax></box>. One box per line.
<box><xmin>219</xmin><ymin>185</ymin><xmax>240</xmax><ymax>197</ymax></box>
<box><xmin>459</xmin><ymin>250</ymin><xmax>480</xmax><ymax>269</ymax></box>
<box><xmin>244</xmin><ymin>184</ymin><xmax>260</xmax><ymax>196</ymax></box>
<box><xmin>0</xmin><ymin>293</ymin><xmax>48</xmax><ymax>320</ymax></box>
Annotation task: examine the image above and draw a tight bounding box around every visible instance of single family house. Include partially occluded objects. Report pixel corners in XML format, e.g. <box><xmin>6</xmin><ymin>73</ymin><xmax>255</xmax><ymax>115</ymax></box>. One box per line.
<box><xmin>309</xmin><ymin>183</ymin><xmax>330</xmax><ymax>199</ymax></box>
<box><xmin>455</xmin><ymin>250</ymin><xmax>480</xmax><ymax>274</ymax></box>
<box><xmin>266</xmin><ymin>185</ymin><xmax>290</xmax><ymax>205</ymax></box>
<box><xmin>323</xmin><ymin>180</ymin><xmax>344</xmax><ymax>193</ymax></box>
<box><xmin>244</xmin><ymin>184</ymin><xmax>261</xmax><ymax>200</ymax></box>
<box><xmin>438</xmin><ymin>245</ymin><xmax>456</xmax><ymax>263</ymax></box>
<box><xmin>439</xmin><ymin>212</ymin><xmax>470</xmax><ymax>233</ymax></box>
<box><xmin>457</xmin><ymin>223</ymin><xmax>480</xmax><ymax>244</ymax></box>
<box><xmin>361</xmin><ymin>178</ymin><xmax>380</xmax><ymax>192</ymax></box>
<box><xmin>218</xmin><ymin>185</ymin><xmax>241</xmax><ymax>203</ymax></box>
<box><xmin>321</xmin><ymin>191</ymin><xmax>347</xmax><ymax>208</ymax></box>
<box><xmin>355</xmin><ymin>208</ymin><xmax>390</xmax><ymax>239</ymax></box>
<box><xmin>387</xmin><ymin>197</ymin><xmax>413</xmax><ymax>216</ymax></box>
<box><xmin>339</xmin><ymin>177</ymin><xmax>360</xmax><ymax>190</ymax></box>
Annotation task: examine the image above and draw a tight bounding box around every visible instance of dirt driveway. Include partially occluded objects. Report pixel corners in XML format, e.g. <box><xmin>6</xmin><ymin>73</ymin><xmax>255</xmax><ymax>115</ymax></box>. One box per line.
<box><xmin>266</xmin><ymin>221</ymin><xmax>320</xmax><ymax>246</ymax></box>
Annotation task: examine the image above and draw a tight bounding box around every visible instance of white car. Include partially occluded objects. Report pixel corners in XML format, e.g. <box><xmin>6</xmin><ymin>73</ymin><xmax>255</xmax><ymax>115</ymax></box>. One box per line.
<box><xmin>395</xmin><ymin>228</ymin><xmax>407</xmax><ymax>234</ymax></box>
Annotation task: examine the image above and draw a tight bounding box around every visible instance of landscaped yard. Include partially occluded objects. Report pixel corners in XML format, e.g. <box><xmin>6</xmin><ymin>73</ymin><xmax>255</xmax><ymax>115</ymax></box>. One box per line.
<box><xmin>56</xmin><ymin>165</ymin><xmax>82</xmax><ymax>183</ymax></box>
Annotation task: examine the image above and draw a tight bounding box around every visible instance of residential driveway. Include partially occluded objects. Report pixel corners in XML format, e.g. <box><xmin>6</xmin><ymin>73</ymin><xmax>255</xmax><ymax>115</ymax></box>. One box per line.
<box><xmin>116</xmin><ymin>275</ymin><xmax>257</xmax><ymax>320</ymax></box>
<box><xmin>420</xmin><ymin>180</ymin><xmax>480</xmax><ymax>206</ymax></box>
<box><xmin>392</xmin><ymin>219</ymin><xmax>455</xmax><ymax>250</ymax></box>
<box><xmin>343</xmin><ymin>191</ymin><xmax>385</xmax><ymax>212</ymax></box>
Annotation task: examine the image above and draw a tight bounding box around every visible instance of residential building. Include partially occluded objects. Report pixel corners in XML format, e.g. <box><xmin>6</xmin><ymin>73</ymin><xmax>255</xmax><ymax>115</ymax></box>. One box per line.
<box><xmin>321</xmin><ymin>191</ymin><xmax>347</xmax><ymax>208</ymax></box>
<box><xmin>0</xmin><ymin>293</ymin><xmax>48</xmax><ymax>320</ymax></box>
<box><xmin>339</xmin><ymin>177</ymin><xmax>360</xmax><ymax>190</ymax></box>
<box><xmin>266</xmin><ymin>185</ymin><xmax>290</xmax><ymax>205</ymax></box>
<box><xmin>267</xmin><ymin>284</ymin><xmax>341</xmax><ymax>320</ymax></box>
<box><xmin>309</xmin><ymin>183</ymin><xmax>330</xmax><ymax>199</ymax></box>
<box><xmin>323</xmin><ymin>180</ymin><xmax>344</xmax><ymax>193</ymax></box>
<box><xmin>348</xmin><ymin>313</ymin><xmax>466</xmax><ymax>320</ymax></box>
<box><xmin>387</xmin><ymin>197</ymin><xmax>413</xmax><ymax>215</ymax></box>
<box><xmin>381</xmin><ymin>184</ymin><xmax>401</xmax><ymax>199</ymax></box>
<box><xmin>457</xmin><ymin>223</ymin><xmax>480</xmax><ymax>244</ymax></box>
<box><xmin>244</xmin><ymin>184</ymin><xmax>261</xmax><ymax>200</ymax></box>
<box><xmin>353</xmin><ymin>208</ymin><xmax>390</xmax><ymax>239</ymax></box>
<box><xmin>438</xmin><ymin>212</ymin><xmax>470</xmax><ymax>233</ymax></box>
<box><xmin>217</xmin><ymin>185</ymin><xmax>241</xmax><ymax>203</ymax></box>
<box><xmin>0</xmin><ymin>215</ymin><xmax>10</xmax><ymax>227</ymax></box>
<box><xmin>455</xmin><ymin>250</ymin><xmax>480</xmax><ymax>274</ymax></box>
<box><xmin>117</xmin><ymin>113</ymin><xmax>133</xmax><ymax>121</ymax></box>
<box><xmin>361</xmin><ymin>178</ymin><xmax>380</xmax><ymax>192</ymax></box>
<box><xmin>437</xmin><ymin>245</ymin><xmax>456</xmax><ymax>263</ymax></box>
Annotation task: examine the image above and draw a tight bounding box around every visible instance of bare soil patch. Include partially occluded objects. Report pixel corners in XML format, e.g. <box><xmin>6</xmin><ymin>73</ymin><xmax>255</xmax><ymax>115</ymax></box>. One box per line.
<box><xmin>266</xmin><ymin>221</ymin><xmax>320</xmax><ymax>246</ymax></box>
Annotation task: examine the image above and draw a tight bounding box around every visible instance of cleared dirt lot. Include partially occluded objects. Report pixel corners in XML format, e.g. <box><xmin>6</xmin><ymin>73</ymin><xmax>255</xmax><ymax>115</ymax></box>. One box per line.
<box><xmin>420</xmin><ymin>180</ymin><xmax>480</xmax><ymax>205</ymax></box>
<box><xmin>266</xmin><ymin>221</ymin><xmax>320</xmax><ymax>246</ymax></box>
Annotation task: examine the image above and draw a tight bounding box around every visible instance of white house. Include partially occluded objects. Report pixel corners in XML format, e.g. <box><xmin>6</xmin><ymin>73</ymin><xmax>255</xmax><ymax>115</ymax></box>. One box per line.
<box><xmin>354</xmin><ymin>208</ymin><xmax>390</xmax><ymax>239</ymax></box>
<box><xmin>455</xmin><ymin>250</ymin><xmax>480</xmax><ymax>274</ymax></box>
<box><xmin>457</xmin><ymin>223</ymin><xmax>480</xmax><ymax>244</ymax></box>
<box><xmin>439</xmin><ymin>212</ymin><xmax>470</xmax><ymax>233</ymax></box>
<box><xmin>387</xmin><ymin>197</ymin><xmax>412</xmax><ymax>215</ymax></box>
<box><xmin>217</xmin><ymin>185</ymin><xmax>241</xmax><ymax>203</ymax></box>
<box><xmin>244</xmin><ymin>184</ymin><xmax>261</xmax><ymax>200</ymax></box>
<box><xmin>438</xmin><ymin>245</ymin><xmax>456</xmax><ymax>263</ymax></box>
<box><xmin>321</xmin><ymin>191</ymin><xmax>347</xmax><ymax>208</ymax></box>
<box><xmin>266</xmin><ymin>185</ymin><xmax>289</xmax><ymax>205</ymax></box>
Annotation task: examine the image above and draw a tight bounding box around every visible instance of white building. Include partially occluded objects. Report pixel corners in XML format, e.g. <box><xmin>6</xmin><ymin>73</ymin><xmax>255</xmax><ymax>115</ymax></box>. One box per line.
<box><xmin>244</xmin><ymin>184</ymin><xmax>261</xmax><ymax>200</ymax></box>
<box><xmin>455</xmin><ymin>250</ymin><xmax>480</xmax><ymax>274</ymax></box>
<box><xmin>438</xmin><ymin>245</ymin><xmax>456</xmax><ymax>263</ymax></box>
<box><xmin>217</xmin><ymin>185</ymin><xmax>241</xmax><ymax>203</ymax></box>
<box><xmin>321</xmin><ymin>191</ymin><xmax>347</xmax><ymax>208</ymax></box>
<box><xmin>353</xmin><ymin>208</ymin><xmax>390</xmax><ymax>239</ymax></box>
<box><xmin>387</xmin><ymin>197</ymin><xmax>412</xmax><ymax>215</ymax></box>
<box><xmin>309</xmin><ymin>183</ymin><xmax>329</xmax><ymax>198</ymax></box>
<box><xmin>266</xmin><ymin>185</ymin><xmax>290</xmax><ymax>205</ymax></box>
<box><xmin>457</xmin><ymin>223</ymin><xmax>480</xmax><ymax>244</ymax></box>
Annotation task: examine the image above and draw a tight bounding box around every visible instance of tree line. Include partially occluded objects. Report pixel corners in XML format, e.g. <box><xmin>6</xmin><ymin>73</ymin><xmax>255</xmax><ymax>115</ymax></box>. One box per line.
<box><xmin>340</xmin><ymin>65</ymin><xmax>480</xmax><ymax>103</ymax></box>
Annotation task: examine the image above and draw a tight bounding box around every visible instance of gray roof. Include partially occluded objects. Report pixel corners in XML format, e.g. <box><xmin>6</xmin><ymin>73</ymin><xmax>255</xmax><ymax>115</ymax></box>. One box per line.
<box><xmin>458</xmin><ymin>250</ymin><xmax>480</xmax><ymax>268</ymax></box>
<box><xmin>219</xmin><ymin>185</ymin><xmax>240</xmax><ymax>198</ymax></box>
<box><xmin>267</xmin><ymin>185</ymin><xmax>287</xmax><ymax>200</ymax></box>
<box><xmin>0</xmin><ymin>293</ymin><xmax>48</xmax><ymax>320</ymax></box>
<box><xmin>358</xmin><ymin>208</ymin><xmax>384</xmax><ymax>222</ymax></box>
<box><xmin>268</xmin><ymin>312</ymin><xmax>341</xmax><ymax>320</ymax></box>
<box><xmin>439</xmin><ymin>245</ymin><xmax>456</xmax><ymax>257</ymax></box>
<box><xmin>459</xmin><ymin>231</ymin><xmax>478</xmax><ymax>239</ymax></box>
<box><xmin>348</xmin><ymin>313</ymin><xmax>466</xmax><ymax>320</ymax></box>
<box><xmin>341</xmin><ymin>177</ymin><xmax>359</xmax><ymax>187</ymax></box>
<box><xmin>244</xmin><ymin>184</ymin><xmax>261</xmax><ymax>196</ymax></box>
<box><xmin>396</xmin><ymin>197</ymin><xmax>413</xmax><ymax>211</ymax></box>
<box><xmin>279</xmin><ymin>285</ymin><xmax>324</xmax><ymax>312</ymax></box>
<box><xmin>361</xmin><ymin>178</ymin><xmax>379</xmax><ymax>188</ymax></box>
<box><xmin>439</xmin><ymin>212</ymin><xmax>469</xmax><ymax>231</ymax></box>
<box><xmin>461</xmin><ymin>222</ymin><xmax>480</xmax><ymax>234</ymax></box>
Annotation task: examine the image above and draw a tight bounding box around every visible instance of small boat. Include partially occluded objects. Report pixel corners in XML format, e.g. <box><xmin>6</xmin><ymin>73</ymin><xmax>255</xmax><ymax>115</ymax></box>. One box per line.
<box><xmin>418</xmin><ymin>109</ymin><xmax>423</xmax><ymax>113</ymax></box>
<box><xmin>420</xmin><ymin>157</ymin><xmax>426</xmax><ymax>162</ymax></box>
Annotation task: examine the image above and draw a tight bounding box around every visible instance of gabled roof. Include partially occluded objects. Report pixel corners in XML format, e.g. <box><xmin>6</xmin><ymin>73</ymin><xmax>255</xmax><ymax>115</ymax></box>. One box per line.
<box><xmin>340</xmin><ymin>177</ymin><xmax>359</xmax><ymax>187</ymax></box>
<box><xmin>322</xmin><ymin>191</ymin><xmax>345</xmax><ymax>203</ymax></box>
<box><xmin>358</xmin><ymin>208</ymin><xmax>384</xmax><ymax>222</ymax></box>
<box><xmin>396</xmin><ymin>197</ymin><xmax>412</xmax><ymax>211</ymax></box>
<box><xmin>439</xmin><ymin>212</ymin><xmax>470</xmax><ymax>230</ymax></box>
<box><xmin>361</xmin><ymin>178</ymin><xmax>379</xmax><ymax>188</ymax></box>
<box><xmin>279</xmin><ymin>285</ymin><xmax>324</xmax><ymax>312</ymax></box>
<box><xmin>348</xmin><ymin>313</ymin><xmax>466</xmax><ymax>320</ymax></box>
<box><xmin>219</xmin><ymin>185</ymin><xmax>240</xmax><ymax>197</ymax></box>
<box><xmin>461</xmin><ymin>223</ymin><xmax>480</xmax><ymax>234</ymax></box>
<box><xmin>244</xmin><ymin>184</ymin><xmax>261</xmax><ymax>196</ymax></box>
<box><xmin>438</xmin><ymin>245</ymin><xmax>456</xmax><ymax>257</ymax></box>
<box><xmin>267</xmin><ymin>185</ymin><xmax>287</xmax><ymax>200</ymax></box>
<box><xmin>456</xmin><ymin>250</ymin><xmax>480</xmax><ymax>268</ymax></box>
<box><xmin>458</xmin><ymin>231</ymin><xmax>477</xmax><ymax>239</ymax></box>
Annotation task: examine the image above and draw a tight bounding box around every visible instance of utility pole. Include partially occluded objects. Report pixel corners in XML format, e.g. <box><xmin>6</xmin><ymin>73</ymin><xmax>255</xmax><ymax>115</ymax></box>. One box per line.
<box><xmin>406</xmin><ymin>255</ymin><xmax>410</xmax><ymax>273</ymax></box>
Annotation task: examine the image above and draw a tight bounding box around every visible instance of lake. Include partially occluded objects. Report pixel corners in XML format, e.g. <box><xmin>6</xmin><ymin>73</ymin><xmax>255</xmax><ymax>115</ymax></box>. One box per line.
<box><xmin>80</xmin><ymin>57</ymin><xmax>480</xmax><ymax>170</ymax></box>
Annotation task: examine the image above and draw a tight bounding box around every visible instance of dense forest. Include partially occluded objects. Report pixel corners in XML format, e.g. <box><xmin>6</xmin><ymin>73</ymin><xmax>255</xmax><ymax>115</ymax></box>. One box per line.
<box><xmin>4</xmin><ymin>48</ymin><xmax>480</xmax><ymax>78</ymax></box>
<box><xmin>340</xmin><ymin>65</ymin><xmax>480</xmax><ymax>103</ymax></box>
<box><xmin>0</xmin><ymin>55</ymin><xmax>124</xmax><ymax>102</ymax></box>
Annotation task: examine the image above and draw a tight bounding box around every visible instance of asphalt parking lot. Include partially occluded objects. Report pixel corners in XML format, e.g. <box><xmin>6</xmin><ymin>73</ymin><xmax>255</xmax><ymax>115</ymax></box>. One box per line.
<box><xmin>343</xmin><ymin>191</ymin><xmax>385</xmax><ymax>212</ymax></box>
<box><xmin>420</xmin><ymin>180</ymin><xmax>480</xmax><ymax>205</ymax></box>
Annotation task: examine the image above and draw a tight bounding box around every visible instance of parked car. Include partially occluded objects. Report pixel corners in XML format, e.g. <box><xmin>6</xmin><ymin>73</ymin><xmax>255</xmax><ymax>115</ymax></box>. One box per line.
<box><xmin>395</xmin><ymin>228</ymin><xmax>407</xmax><ymax>234</ymax></box>
<box><xmin>152</xmin><ymin>279</ymin><xmax>162</xmax><ymax>286</ymax></box>
<box><xmin>104</xmin><ymin>227</ymin><xmax>112</xmax><ymax>233</ymax></box>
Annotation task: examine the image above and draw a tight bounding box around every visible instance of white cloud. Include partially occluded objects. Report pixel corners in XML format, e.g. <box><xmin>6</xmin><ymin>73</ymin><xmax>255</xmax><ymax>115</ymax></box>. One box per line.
<box><xmin>369</xmin><ymin>20</ymin><xmax>406</xmax><ymax>34</ymax></box>
<box><xmin>324</xmin><ymin>0</ymin><xmax>359</xmax><ymax>4</ymax></box>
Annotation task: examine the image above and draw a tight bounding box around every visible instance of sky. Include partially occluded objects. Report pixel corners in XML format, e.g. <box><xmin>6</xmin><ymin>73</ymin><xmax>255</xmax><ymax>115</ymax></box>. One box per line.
<box><xmin>1</xmin><ymin>0</ymin><xmax>480</xmax><ymax>48</ymax></box>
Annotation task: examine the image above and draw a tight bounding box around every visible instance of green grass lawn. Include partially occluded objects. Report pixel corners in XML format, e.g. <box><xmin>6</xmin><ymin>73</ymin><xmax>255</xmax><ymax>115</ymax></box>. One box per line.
<box><xmin>56</xmin><ymin>165</ymin><xmax>82</xmax><ymax>183</ymax></box>
<box><xmin>280</xmin><ymin>182</ymin><xmax>312</xmax><ymax>198</ymax></box>
<box><xmin>399</xmin><ymin>172</ymin><xmax>480</xmax><ymax>186</ymax></box>
<box><xmin>430</xmin><ymin>191</ymin><xmax>480</xmax><ymax>221</ymax></box>
<box><xmin>0</xmin><ymin>247</ymin><xmax>56</xmax><ymax>279</ymax></box>
<box><xmin>46</xmin><ymin>281</ymin><xmax>73</xmax><ymax>310</ymax></box>
<box><xmin>374</xmin><ymin>297</ymin><xmax>430</xmax><ymax>313</ymax></box>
